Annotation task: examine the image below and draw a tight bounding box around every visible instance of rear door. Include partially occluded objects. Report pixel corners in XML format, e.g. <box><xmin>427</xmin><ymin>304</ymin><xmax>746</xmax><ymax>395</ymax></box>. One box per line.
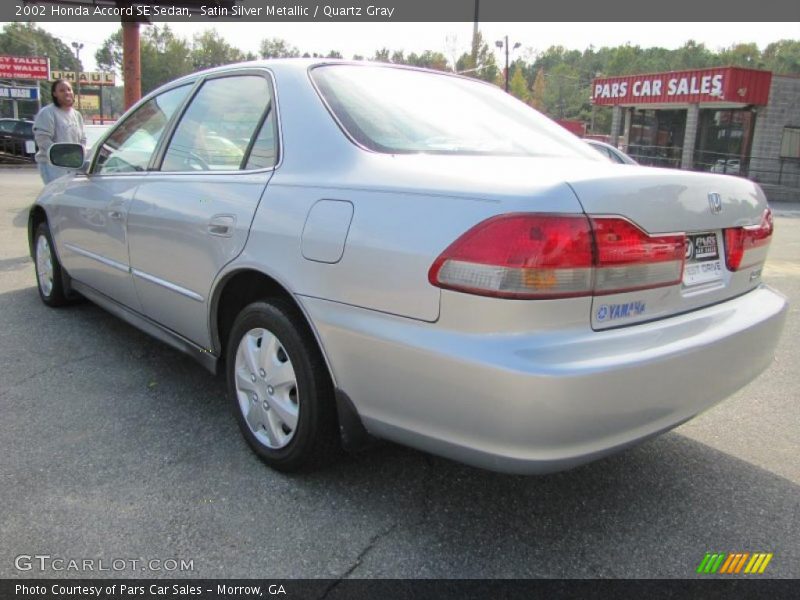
<box><xmin>126</xmin><ymin>70</ymin><xmax>279</xmax><ymax>348</ymax></box>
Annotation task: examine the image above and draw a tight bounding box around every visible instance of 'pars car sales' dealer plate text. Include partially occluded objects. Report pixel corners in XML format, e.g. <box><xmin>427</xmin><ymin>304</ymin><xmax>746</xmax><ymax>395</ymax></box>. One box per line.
<box><xmin>683</xmin><ymin>232</ymin><xmax>723</xmax><ymax>286</ymax></box>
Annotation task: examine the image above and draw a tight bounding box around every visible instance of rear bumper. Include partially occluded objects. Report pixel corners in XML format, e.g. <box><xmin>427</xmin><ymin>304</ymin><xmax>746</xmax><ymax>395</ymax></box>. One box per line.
<box><xmin>302</xmin><ymin>286</ymin><xmax>788</xmax><ymax>474</ymax></box>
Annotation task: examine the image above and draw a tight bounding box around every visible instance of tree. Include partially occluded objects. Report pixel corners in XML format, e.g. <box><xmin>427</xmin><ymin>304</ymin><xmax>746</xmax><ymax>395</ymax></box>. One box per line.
<box><xmin>762</xmin><ymin>39</ymin><xmax>800</xmax><ymax>74</ymax></box>
<box><xmin>717</xmin><ymin>43</ymin><xmax>763</xmax><ymax>69</ymax></box>
<box><xmin>407</xmin><ymin>51</ymin><xmax>449</xmax><ymax>71</ymax></box>
<box><xmin>671</xmin><ymin>40</ymin><xmax>715</xmax><ymax>70</ymax></box>
<box><xmin>95</xmin><ymin>31</ymin><xmax>122</xmax><ymax>74</ymax></box>
<box><xmin>530</xmin><ymin>68</ymin><xmax>547</xmax><ymax>111</ymax></box>
<box><xmin>0</xmin><ymin>22</ymin><xmax>78</xmax><ymax>71</ymax></box>
<box><xmin>455</xmin><ymin>31</ymin><xmax>499</xmax><ymax>83</ymax></box>
<box><xmin>509</xmin><ymin>64</ymin><xmax>530</xmax><ymax>102</ymax></box>
<box><xmin>0</xmin><ymin>22</ymin><xmax>81</xmax><ymax>111</ymax></box>
<box><xmin>95</xmin><ymin>25</ymin><xmax>192</xmax><ymax>94</ymax></box>
<box><xmin>259</xmin><ymin>38</ymin><xmax>299</xmax><ymax>59</ymax></box>
<box><xmin>191</xmin><ymin>29</ymin><xmax>248</xmax><ymax>71</ymax></box>
<box><xmin>372</xmin><ymin>48</ymin><xmax>391</xmax><ymax>63</ymax></box>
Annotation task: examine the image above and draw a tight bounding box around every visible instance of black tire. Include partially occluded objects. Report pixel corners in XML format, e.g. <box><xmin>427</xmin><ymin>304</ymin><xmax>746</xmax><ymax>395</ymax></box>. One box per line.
<box><xmin>33</xmin><ymin>222</ymin><xmax>69</xmax><ymax>307</ymax></box>
<box><xmin>226</xmin><ymin>300</ymin><xmax>340</xmax><ymax>472</ymax></box>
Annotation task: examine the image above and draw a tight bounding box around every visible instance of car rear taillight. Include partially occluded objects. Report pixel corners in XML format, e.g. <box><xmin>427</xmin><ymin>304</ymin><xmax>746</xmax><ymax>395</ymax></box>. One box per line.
<box><xmin>724</xmin><ymin>208</ymin><xmax>773</xmax><ymax>271</ymax></box>
<box><xmin>590</xmin><ymin>217</ymin><xmax>685</xmax><ymax>295</ymax></box>
<box><xmin>428</xmin><ymin>214</ymin><xmax>594</xmax><ymax>299</ymax></box>
<box><xmin>429</xmin><ymin>214</ymin><xmax>687</xmax><ymax>299</ymax></box>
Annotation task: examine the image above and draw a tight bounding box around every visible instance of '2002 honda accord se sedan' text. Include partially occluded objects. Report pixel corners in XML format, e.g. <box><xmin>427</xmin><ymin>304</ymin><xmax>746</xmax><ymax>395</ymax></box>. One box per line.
<box><xmin>30</xmin><ymin>60</ymin><xmax>787</xmax><ymax>474</ymax></box>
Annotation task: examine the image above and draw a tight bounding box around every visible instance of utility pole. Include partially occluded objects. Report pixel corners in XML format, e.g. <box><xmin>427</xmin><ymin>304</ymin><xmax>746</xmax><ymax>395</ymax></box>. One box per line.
<box><xmin>71</xmin><ymin>42</ymin><xmax>83</xmax><ymax>111</ymax></box>
<box><xmin>471</xmin><ymin>0</ymin><xmax>479</xmax><ymax>66</ymax></box>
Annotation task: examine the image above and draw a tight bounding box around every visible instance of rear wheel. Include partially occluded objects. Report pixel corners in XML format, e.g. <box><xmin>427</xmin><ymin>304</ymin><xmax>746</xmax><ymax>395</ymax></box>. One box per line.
<box><xmin>33</xmin><ymin>222</ymin><xmax>68</xmax><ymax>307</ymax></box>
<box><xmin>226</xmin><ymin>300</ymin><xmax>339</xmax><ymax>472</ymax></box>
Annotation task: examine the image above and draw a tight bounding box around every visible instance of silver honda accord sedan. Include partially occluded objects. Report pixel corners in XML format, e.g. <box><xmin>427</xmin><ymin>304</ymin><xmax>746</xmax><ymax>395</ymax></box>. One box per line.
<box><xmin>29</xmin><ymin>59</ymin><xmax>787</xmax><ymax>474</ymax></box>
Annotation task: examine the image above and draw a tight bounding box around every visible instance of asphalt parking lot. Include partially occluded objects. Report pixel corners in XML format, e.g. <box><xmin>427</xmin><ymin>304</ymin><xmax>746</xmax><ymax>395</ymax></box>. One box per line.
<box><xmin>1</xmin><ymin>167</ymin><xmax>798</xmax><ymax>579</ymax></box>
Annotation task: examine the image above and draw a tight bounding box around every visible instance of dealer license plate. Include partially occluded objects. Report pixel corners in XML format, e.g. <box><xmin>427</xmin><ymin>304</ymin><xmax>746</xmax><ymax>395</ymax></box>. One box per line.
<box><xmin>683</xmin><ymin>232</ymin><xmax>723</xmax><ymax>286</ymax></box>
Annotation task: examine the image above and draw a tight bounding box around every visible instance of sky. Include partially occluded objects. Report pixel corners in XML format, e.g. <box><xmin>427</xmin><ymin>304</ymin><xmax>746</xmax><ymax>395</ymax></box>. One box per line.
<box><xmin>14</xmin><ymin>21</ymin><xmax>800</xmax><ymax>72</ymax></box>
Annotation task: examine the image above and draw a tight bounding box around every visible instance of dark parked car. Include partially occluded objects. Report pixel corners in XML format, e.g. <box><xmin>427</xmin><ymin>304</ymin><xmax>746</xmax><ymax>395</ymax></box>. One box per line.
<box><xmin>0</xmin><ymin>119</ymin><xmax>36</xmax><ymax>157</ymax></box>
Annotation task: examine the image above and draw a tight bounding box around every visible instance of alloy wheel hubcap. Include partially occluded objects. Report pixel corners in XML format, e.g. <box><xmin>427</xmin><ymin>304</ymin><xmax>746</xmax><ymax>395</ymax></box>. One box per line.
<box><xmin>36</xmin><ymin>235</ymin><xmax>54</xmax><ymax>297</ymax></box>
<box><xmin>234</xmin><ymin>327</ymin><xmax>299</xmax><ymax>449</ymax></box>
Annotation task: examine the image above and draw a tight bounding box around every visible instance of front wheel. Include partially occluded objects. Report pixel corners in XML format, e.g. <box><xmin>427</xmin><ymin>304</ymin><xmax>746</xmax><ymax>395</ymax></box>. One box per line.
<box><xmin>33</xmin><ymin>222</ymin><xmax>68</xmax><ymax>307</ymax></box>
<box><xmin>226</xmin><ymin>300</ymin><xmax>339</xmax><ymax>472</ymax></box>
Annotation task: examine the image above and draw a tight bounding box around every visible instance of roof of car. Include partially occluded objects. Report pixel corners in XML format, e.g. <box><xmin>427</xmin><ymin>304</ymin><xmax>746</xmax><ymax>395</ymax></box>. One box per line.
<box><xmin>169</xmin><ymin>57</ymin><xmax>465</xmax><ymax>86</ymax></box>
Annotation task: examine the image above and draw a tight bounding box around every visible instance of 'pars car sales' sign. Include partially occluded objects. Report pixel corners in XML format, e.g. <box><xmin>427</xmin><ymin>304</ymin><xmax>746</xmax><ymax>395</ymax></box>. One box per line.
<box><xmin>591</xmin><ymin>67</ymin><xmax>772</xmax><ymax>106</ymax></box>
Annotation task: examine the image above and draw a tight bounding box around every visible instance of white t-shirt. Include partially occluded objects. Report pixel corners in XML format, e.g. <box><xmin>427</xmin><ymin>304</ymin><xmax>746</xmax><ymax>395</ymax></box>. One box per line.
<box><xmin>33</xmin><ymin>103</ymin><xmax>87</xmax><ymax>164</ymax></box>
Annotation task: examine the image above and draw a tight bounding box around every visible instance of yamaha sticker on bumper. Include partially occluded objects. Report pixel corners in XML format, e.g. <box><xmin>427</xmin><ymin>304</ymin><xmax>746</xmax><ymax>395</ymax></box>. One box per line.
<box><xmin>596</xmin><ymin>301</ymin><xmax>646</xmax><ymax>322</ymax></box>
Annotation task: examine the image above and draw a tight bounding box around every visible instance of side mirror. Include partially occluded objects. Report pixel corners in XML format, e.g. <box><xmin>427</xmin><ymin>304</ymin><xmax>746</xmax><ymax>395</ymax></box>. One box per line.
<box><xmin>49</xmin><ymin>143</ymin><xmax>85</xmax><ymax>170</ymax></box>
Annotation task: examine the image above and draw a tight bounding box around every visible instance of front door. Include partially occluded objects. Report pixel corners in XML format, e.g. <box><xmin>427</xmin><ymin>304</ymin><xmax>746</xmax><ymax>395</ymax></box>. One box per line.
<box><xmin>53</xmin><ymin>83</ymin><xmax>194</xmax><ymax>311</ymax></box>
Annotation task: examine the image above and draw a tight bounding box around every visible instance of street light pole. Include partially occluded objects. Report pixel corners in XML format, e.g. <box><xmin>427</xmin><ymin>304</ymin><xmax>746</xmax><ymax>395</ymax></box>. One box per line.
<box><xmin>71</xmin><ymin>42</ymin><xmax>84</xmax><ymax>111</ymax></box>
<box><xmin>495</xmin><ymin>36</ymin><xmax>521</xmax><ymax>93</ymax></box>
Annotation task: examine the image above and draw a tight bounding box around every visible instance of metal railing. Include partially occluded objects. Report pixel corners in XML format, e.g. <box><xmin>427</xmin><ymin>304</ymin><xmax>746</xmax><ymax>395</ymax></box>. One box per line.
<box><xmin>695</xmin><ymin>150</ymin><xmax>799</xmax><ymax>189</ymax></box>
<box><xmin>625</xmin><ymin>144</ymin><xmax>683</xmax><ymax>169</ymax></box>
<box><xmin>621</xmin><ymin>144</ymin><xmax>800</xmax><ymax>190</ymax></box>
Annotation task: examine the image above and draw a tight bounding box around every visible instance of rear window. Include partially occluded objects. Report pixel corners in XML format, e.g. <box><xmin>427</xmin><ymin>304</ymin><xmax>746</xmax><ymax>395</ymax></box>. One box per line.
<box><xmin>311</xmin><ymin>64</ymin><xmax>601</xmax><ymax>160</ymax></box>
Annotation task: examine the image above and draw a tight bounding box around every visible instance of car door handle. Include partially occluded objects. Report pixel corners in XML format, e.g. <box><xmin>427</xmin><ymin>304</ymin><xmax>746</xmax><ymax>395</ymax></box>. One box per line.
<box><xmin>108</xmin><ymin>199</ymin><xmax>126</xmax><ymax>221</ymax></box>
<box><xmin>208</xmin><ymin>215</ymin><xmax>235</xmax><ymax>237</ymax></box>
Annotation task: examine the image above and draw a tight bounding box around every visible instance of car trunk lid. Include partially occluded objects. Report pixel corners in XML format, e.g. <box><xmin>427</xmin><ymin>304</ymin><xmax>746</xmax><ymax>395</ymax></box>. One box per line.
<box><xmin>567</xmin><ymin>167</ymin><xmax>772</xmax><ymax>329</ymax></box>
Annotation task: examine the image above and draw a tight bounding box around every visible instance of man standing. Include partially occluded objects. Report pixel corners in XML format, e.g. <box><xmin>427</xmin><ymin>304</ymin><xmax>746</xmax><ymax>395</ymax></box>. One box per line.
<box><xmin>33</xmin><ymin>79</ymin><xmax>87</xmax><ymax>184</ymax></box>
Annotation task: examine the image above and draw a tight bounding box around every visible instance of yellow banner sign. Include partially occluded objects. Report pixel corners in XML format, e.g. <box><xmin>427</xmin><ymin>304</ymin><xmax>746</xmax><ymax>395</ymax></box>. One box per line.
<box><xmin>75</xmin><ymin>94</ymin><xmax>100</xmax><ymax>110</ymax></box>
<box><xmin>50</xmin><ymin>71</ymin><xmax>116</xmax><ymax>86</ymax></box>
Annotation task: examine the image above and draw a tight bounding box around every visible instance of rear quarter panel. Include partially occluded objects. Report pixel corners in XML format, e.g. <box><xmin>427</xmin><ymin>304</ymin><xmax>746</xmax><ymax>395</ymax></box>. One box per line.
<box><xmin>236</xmin><ymin>65</ymin><xmax>589</xmax><ymax>322</ymax></box>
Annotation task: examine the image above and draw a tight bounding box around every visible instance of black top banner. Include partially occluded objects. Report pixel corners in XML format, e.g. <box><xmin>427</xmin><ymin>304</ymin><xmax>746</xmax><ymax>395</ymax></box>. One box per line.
<box><xmin>3</xmin><ymin>0</ymin><xmax>798</xmax><ymax>22</ymax></box>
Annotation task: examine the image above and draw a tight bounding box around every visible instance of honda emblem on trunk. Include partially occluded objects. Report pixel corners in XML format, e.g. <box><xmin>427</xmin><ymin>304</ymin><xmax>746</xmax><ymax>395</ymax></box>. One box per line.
<box><xmin>708</xmin><ymin>192</ymin><xmax>723</xmax><ymax>214</ymax></box>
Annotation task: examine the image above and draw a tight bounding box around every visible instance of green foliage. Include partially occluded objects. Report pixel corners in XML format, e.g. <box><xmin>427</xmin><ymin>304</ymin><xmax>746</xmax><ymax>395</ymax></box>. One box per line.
<box><xmin>95</xmin><ymin>25</ymin><xmax>192</xmax><ymax>95</ymax></box>
<box><xmin>763</xmin><ymin>39</ymin><xmax>800</xmax><ymax>74</ymax></box>
<box><xmin>455</xmin><ymin>32</ymin><xmax>499</xmax><ymax>83</ymax></box>
<box><xmin>372</xmin><ymin>48</ymin><xmax>391</xmax><ymax>63</ymax></box>
<box><xmin>191</xmin><ymin>29</ymin><xmax>248</xmax><ymax>71</ymax></box>
<box><xmin>718</xmin><ymin>43</ymin><xmax>764</xmax><ymax>69</ymax></box>
<box><xmin>413</xmin><ymin>51</ymin><xmax>449</xmax><ymax>71</ymax></box>
<box><xmin>530</xmin><ymin>68</ymin><xmax>546</xmax><ymax>111</ymax></box>
<box><xmin>0</xmin><ymin>22</ymin><xmax>78</xmax><ymax>71</ymax></box>
<box><xmin>518</xmin><ymin>38</ymin><xmax>800</xmax><ymax>130</ymax></box>
<box><xmin>0</xmin><ymin>23</ymin><xmax>85</xmax><ymax>114</ymax></box>
<box><xmin>34</xmin><ymin>24</ymin><xmax>799</xmax><ymax>132</ymax></box>
<box><xmin>509</xmin><ymin>65</ymin><xmax>530</xmax><ymax>102</ymax></box>
<box><xmin>259</xmin><ymin>38</ymin><xmax>299</xmax><ymax>59</ymax></box>
<box><xmin>140</xmin><ymin>25</ymin><xmax>192</xmax><ymax>93</ymax></box>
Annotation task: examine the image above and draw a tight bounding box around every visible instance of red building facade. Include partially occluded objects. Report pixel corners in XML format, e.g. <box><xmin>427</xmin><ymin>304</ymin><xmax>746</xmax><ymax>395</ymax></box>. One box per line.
<box><xmin>591</xmin><ymin>67</ymin><xmax>777</xmax><ymax>177</ymax></box>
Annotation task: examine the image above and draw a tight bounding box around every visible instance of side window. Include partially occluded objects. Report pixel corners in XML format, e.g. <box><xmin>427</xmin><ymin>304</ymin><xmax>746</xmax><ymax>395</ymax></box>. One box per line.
<box><xmin>93</xmin><ymin>84</ymin><xmax>191</xmax><ymax>175</ymax></box>
<box><xmin>162</xmin><ymin>75</ymin><xmax>271</xmax><ymax>172</ymax></box>
<box><xmin>245</xmin><ymin>106</ymin><xmax>278</xmax><ymax>170</ymax></box>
